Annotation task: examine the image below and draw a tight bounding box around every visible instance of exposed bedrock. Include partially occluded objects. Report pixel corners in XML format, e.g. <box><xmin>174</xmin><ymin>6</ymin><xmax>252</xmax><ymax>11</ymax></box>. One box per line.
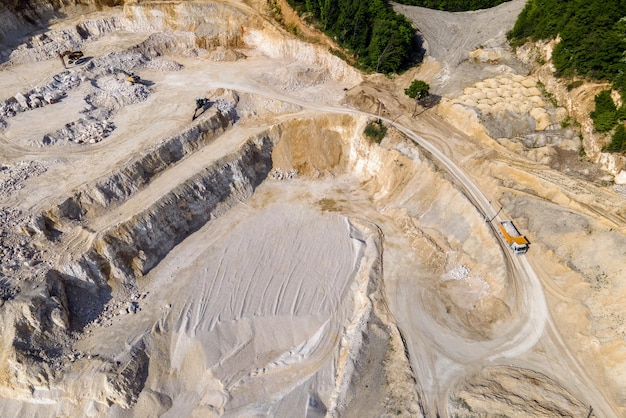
<box><xmin>41</xmin><ymin>108</ymin><xmax>235</xmax><ymax>225</ymax></box>
<box><xmin>449</xmin><ymin>366</ymin><xmax>589</xmax><ymax>417</ymax></box>
<box><xmin>63</xmin><ymin>127</ymin><xmax>278</xmax><ymax>289</ymax></box>
<box><xmin>0</xmin><ymin>275</ymin><xmax>70</xmax><ymax>402</ymax></box>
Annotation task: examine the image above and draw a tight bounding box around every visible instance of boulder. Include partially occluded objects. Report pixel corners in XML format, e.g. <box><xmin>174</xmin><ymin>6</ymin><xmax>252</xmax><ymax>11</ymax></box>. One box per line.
<box><xmin>15</xmin><ymin>92</ymin><xmax>29</xmax><ymax>110</ymax></box>
<box><xmin>530</xmin><ymin>107</ymin><xmax>551</xmax><ymax>131</ymax></box>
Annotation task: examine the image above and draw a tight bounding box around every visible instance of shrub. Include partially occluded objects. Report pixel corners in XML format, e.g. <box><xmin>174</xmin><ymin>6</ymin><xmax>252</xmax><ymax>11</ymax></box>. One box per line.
<box><xmin>405</xmin><ymin>79</ymin><xmax>430</xmax><ymax>100</ymax></box>
<box><xmin>602</xmin><ymin>124</ymin><xmax>626</xmax><ymax>153</ymax></box>
<box><xmin>364</xmin><ymin>120</ymin><xmax>387</xmax><ymax>143</ymax></box>
<box><xmin>567</xmin><ymin>80</ymin><xmax>584</xmax><ymax>91</ymax></box>
<box><xmin>590</xmin><ymin>90</ymin><xmax>618</xmax><ymax>132</ymax></box>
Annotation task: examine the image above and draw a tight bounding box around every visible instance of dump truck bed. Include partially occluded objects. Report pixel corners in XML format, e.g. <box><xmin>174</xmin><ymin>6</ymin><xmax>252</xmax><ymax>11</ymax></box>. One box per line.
<box><xmin>498</xmin><ymin>221</ymin><xmax>530</xmax><ymax>254</ymax></box>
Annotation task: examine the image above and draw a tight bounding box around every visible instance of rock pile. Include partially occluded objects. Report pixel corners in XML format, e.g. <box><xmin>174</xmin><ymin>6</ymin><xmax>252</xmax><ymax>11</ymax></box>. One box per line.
<box><xmin>82</xmin><ymin>290</ymin><xmax>149</xmax><ymax>331</ymax></box>
<box><xmin>270</xmin><ymin>167</ymin><xmax>298</xmax><ymax>180</ymax></box>
<box><xmin>257</xmin><ymin>65</ymin><xmax>331</xmax><ymax>92</ymax></box>
<box><xmin>0</xmin><ymin>206</ymin><xmax>40</xmax><ymax>277</ymax></box>
<box><xmin>207</xmin><ymin>88</ymin><xmax>240</xmax><ymax>120</ymax></box>
<box><xmin>0</xmin><ymin>161</ymin><xmax>47</xmax><ymax>196</ymax></box>
<box><xmin>0</xmin><ymin>71</ymin><xmax>81</xmax><ymax>121</ymax></box>
<box><xmin>133</xmin><ymin>32</ymin><xmax>203</xmax><ymax>58</ymax></box>
<box><xmin>0</xmin><ymin>162</ymin><xmax>48</xmax><ymax>283</ymax></box>
<box><xmin>520</xmin><ymin>128</ymin><xmax>578</xmax><ymax>149</ymax></box>
<box><xmin>38</xmin><ymin>117</ymin><xmax>115</xmax><ymax>146</ymax></box>
<box><xmin>451</xmin><ymin>73</ymin><xmax>568</xmax><ymax>136</ymax></box>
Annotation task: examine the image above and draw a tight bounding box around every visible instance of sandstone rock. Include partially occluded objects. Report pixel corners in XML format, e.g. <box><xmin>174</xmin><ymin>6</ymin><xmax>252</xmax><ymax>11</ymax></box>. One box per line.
<box><xmin>555</xmin><ymin>107</ymin><xmax>569</xmax><ymax>124</ymax></box>
<box><xmin>530</xmin><ymin>107</ymin><xmax>551</xmax><ymax>130</ymax></box>
<box><xmin>14</xmin><ymin>92</ymin><xmax>28</xmax><ymax>110</ymax></box>
<box><xmin>615</xmin><ymin>170</ymin><xmax>626</xmax><ymax>185</ymax></box>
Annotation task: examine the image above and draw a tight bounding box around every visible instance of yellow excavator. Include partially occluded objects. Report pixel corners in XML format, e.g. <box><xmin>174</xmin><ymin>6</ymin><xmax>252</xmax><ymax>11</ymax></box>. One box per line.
<box><xmin>117</xmin><ymin>69</ymin><xmax>141</xmax><ymax>84</ymax></box>
<box><xmin>59</xmin><ymin>50</ymin><xmax>84</xmax><ymax>68</ymax></box>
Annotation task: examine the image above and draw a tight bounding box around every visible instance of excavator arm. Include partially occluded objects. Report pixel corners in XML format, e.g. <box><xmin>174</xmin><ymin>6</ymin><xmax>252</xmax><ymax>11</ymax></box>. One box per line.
<box><xmin>59</xmin><ymin>50</ymin><xmax>84</xmax><ymax>68</ymax></box>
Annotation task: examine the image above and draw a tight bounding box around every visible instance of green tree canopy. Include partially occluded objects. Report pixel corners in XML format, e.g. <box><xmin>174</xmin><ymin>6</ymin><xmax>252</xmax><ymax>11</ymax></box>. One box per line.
<box><xmin>590</xmin><ymin>90</ymin><xmax>618</xmax><ymax>132</ymax></box>
<box><xmin>286</xmin><ymin>0</ymin><xmax>419</xmax><ymax>74</ymax></box>
<box><xmin>405</xmin><ymin>79</ymin><xmax>430</xmax><ymax>100</ymax></box>
<box><xmin>602</xmin><ymin>124</ymin><xmax>626</xmax><ymax>153</ymax></box>
<box><xmin>508</xmin><ymin>0</ymin><xmax>626</xmax><ymax>82</ymax></box>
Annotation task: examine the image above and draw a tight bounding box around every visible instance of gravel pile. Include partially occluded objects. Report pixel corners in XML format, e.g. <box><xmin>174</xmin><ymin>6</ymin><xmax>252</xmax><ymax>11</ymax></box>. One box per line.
<box><xmin>38</xmin><ymin>117</ymin><xmax>115</xmax><ymax>146</ymax></box>
<box><xmin>0</xmin><ymin>71</ymin><xmax>81</xmax><ymax>119</ymax></box>
<box><xmin>7</xmin><ymin>28</ymin><xmax>84</xmax><ymax>65</ymax></box>
<box><xmin>89</xmin><ymin>51</ymin><xmax>149</xmax><ymax>76</ymax></box>
<box><xmin>143</xmin><ymin>57</ymin><xmax>184</xmax><ymax>71</ymax></box>
<box><xmin>257</xmin><ymin>65</ymin><xmax>330</xmax><ymax>92</ymax></box>
<box><xmin>0</xmin><ymin>206</ymin><xmax>41</xmax><ymax>277</ymax></box>
<box><xmin>133</xmin><ymin>32</ymin><xmax>202</xmax><ymax>58</ymax></box>
<box><xmin>0</xmin><ymin>161</ymin><xmax>48</xmax><ymax>283</ymax></box>
<box><xmin>270</xmin><ymin>168</ymin><xmax>298</xmax><ymax>180</ymax></box>
<box><xmin>0</xmin><ymin>160</ymin><xmax>47</xmax><ymax>195</ymax></box>
<box><xmin>83</xmin><ymin>289</ymin><xmax>149</xmax><ymax>331</ymax></box>
<box><xmin>88</xmin><ymin>75</ymin><xmax>152</xmax><ymax>108</ymax></box>
<box><xmin>0</xmin><ymin>275</ymin><xmax>20</xmax><ymax>302</ymax></box>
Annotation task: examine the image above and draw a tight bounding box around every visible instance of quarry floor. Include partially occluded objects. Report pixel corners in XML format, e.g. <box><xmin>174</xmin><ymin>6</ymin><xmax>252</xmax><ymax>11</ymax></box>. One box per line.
<box><xmin>0</xmin><ymin>1</ymin><xmax>625</xmax><ymax>417</ymax></box>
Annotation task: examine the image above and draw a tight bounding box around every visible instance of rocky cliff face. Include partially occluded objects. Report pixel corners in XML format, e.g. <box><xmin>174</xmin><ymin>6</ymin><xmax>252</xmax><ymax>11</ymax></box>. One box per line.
<box><xmin>0</xmin><ymin>0</ymin><xmax>114</xmax><ymax>46</ymax></box>
<box><xmin>516</xmin><ymin>40</ymin><xmax>626</xmax><ymax>183</ymax></box>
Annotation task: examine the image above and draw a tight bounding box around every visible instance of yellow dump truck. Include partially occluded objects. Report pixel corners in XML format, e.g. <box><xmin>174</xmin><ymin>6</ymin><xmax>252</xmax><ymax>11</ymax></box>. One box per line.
<box><xmin>498</xmin><ymin>221</ymin><xmax>530</xmax><ymax>254</ymax></box>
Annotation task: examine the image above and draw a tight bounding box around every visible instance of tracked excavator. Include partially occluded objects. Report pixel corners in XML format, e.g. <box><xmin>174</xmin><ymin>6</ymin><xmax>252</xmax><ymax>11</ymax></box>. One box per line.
<box><xmin>59</xmin><ymin>50</ymin><xmax>83</xmax><ymax>68</ymax></box>
<box><xmin>192</xmin><ymin>98</ymin><xmax>211</xmax><ymax>121</ymax></box>
<box><xmin>116</xmin><ymin>69</ymin><xmax>141</xmax><ymax>84</ymax></box>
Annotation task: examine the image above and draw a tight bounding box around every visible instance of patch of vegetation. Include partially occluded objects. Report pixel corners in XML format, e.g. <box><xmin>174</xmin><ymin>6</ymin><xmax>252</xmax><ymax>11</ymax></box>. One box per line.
<box><xmin>509</xmin><ymin>1</ymin><xmax>626</xmax><ymax>148</ymax></box>
<box><xmin>508</xmin><ymin>0</ymin><xmax>626</xmax><ymax>82</ymax></box>
<box><xmin>602</xmin><ymin>124</ymin><xmax>626</xmax><ymax>153</ymax></box>
<box><xmin>536</xmin><ymin>81</ymin><xmax>557</xmax><ymax>107</ymax></box>
<box><xmin>590</xmin><ymin>90</ymin><xmax>621</xmax><ymax>132</ymax></box>
<box><xmin>393</xmin><ymin>0</ymin><xmax>511</xmax><ymax>12</ymax></box>
<box><xmin>329</xmin><ymin>48</ymin><xmax>349</xmax><ymax>62</ymax></box>
<box><xmin>267</xmin><ymin>0</ymin><xmax>321</xmax><ymax>43</ymax></box>
<box><xmin>267</xmin><ymin>0</ymin><xmax>284</xmax><ymax>24</ymax></box>
<box><xmin>405</xmin><ymin>79</ymin><xmax>430</xmax><ymax>101</ymax></box>
<box><xmin>364</xmin><ymin>119</ymin><xmax>388</xmax><ymax>143</ymax></box>
<box><xmin>566</xmin><ymin>80</ymin><xmax>584</xmax><ymax>91</ymax></box>
<box><xmin>405</xmin><ymin>79</ymin><xmax>430</xmax><ymax>116</ymax></box>
<box><xmin>579</xmin><ymin>138</ymin><xmax>588</xmax><ymax>160</ymax></box>
<box><xmin>560</xmin><ymin>115</ymin><xmax>574</xmax><ymax>129</ymax></box>
<box><xmin>285</xmin><ymin>0</ymin><xmax>419</xmax><ymax>74</ymax></box>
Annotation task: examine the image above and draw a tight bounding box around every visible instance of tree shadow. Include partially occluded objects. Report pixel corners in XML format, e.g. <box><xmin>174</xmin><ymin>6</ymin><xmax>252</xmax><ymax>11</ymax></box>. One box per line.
<box><xmin>411</xmin><ymin>32</ymin><xmax>427</xmax><ymax>66</ymax></box>
<box><xmin>420</xmin><ymin>94</ymin><xmax>441</xmax><ymax>109</ymax></box>
<box><xmin>414</xmin><ymin>94</ymin><xmax>442</xmax><ymax>116</ymax></box>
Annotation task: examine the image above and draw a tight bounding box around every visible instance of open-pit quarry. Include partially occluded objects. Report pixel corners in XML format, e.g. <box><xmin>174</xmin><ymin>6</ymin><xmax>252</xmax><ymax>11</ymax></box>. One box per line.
<box><xmin>1</xmin><ymin>0</ymin><xmax>626</xmax><ymax>417</ymax></box>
